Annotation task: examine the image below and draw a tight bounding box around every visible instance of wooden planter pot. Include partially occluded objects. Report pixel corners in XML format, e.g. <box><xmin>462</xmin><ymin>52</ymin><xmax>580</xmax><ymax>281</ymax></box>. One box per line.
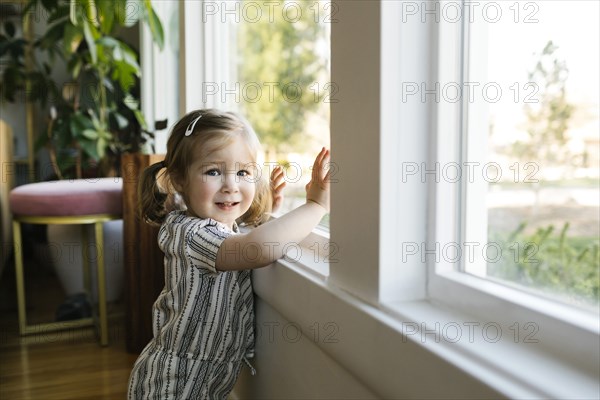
<box><xmin>121</xmin><ymin>153</ymin><xmax>165</xmax><ymax>353</ymax></box>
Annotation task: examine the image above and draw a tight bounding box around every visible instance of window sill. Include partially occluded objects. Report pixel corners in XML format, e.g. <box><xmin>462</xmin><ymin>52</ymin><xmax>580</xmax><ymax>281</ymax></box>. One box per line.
<box><xmin>383</xmin><ymin>299</ymin><xmax>599</xmax><ymax>399</ymax></box>
<box><xmin>249</xmin><ymin>214</ymin><xmax>330</xmax><ymax>277</ymax></box>
<box><xmin>253</xmin><ymin>258</ymin><xmax>599</xmax><ymax>399</ymax></box>
<box><xmin>431</xmin><ymin>269</ymin><xmax>599</xmax><ymax>334</ymax></box>
<box><xmin>429</xmin><ymin>269</ymin><xmax>599</xmax><ymax>378</ymax></box>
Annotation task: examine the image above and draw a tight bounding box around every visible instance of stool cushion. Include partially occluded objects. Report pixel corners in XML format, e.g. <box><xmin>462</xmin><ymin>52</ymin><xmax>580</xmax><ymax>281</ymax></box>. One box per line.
<box><xmin>10</xmin><ymin>178</ymin><xmax>123</xmax><ymax>217</ymax></box>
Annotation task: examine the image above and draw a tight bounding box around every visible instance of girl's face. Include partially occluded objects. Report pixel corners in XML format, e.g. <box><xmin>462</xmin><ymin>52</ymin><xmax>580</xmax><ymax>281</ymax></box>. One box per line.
<box><xmin>183</xmin><ymin>135</ymin><xmax>257</xmax><ymax>229</ymax></box>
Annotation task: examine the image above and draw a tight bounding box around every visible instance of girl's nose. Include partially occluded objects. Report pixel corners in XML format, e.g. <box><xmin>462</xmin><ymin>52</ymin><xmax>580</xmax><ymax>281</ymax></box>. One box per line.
<box><xmin>221</xmin><ymin>173</ymin><xmax>239</xmax><ymax>193</ymax></box>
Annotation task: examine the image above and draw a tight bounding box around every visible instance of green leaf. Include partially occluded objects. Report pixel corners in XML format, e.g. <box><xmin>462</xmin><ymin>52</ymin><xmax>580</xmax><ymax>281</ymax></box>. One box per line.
<box><xmin>38</xmin><ymin>19</ymin><xmax>66</xmax><ymax>51</ymax></box>
<box><xmin>41</xmin><ymin>0</ymin><xmax>57</xmax><ymax>11</ymax></box>
<box><xmin>82</xmin><ymin>129</ymin><xmax>99</xmax><ymax>139</ymax></box>
<box><xmin>101</xmin><ymin>129</ymin><xmax>113</xmax><ymax>140</ymax></box>
<box><xmin>54</xmin><ymin>120</ymin><xmax>73</xmax><ymax>148</ymax></box>
<box><xmin>112</xmin><ymin>60</ymin><xmax>137</xmax><ymax>91</ymax></box>
<box><xmin>133</xmin><ymin>109</ymin><xmax>148</xmax><ymax>130</ymax></box>
<box><xmin>112</xmin><ymin>45</ymin><xmax>123</xmax><ymax>61</ymax></box>
<box><xmin>144</xmin><ymin>0</ymin><xmax>164</xmax><ymax>50</ymax></box>
<box><xmin>87</xmin><ymin>109</ymin><xmax>102</xmax><ymax>130</ymax></box>
<box><xmin>111</xmin><ymin>111</ymin><xmax>129</xmax><ymax>129</ymax></box>
<box><xmin>79</xmin><ymin>137</ymin><xmax>100</xmax><ymax>160</ymax></box>
<box><xmin>82</xmin><ymin>20</ymin><xmax>98</xmax><ymax>64</ymax></box>
<box><xmin>96</xmin><ymin>41</ymin><xmax>107</xmax><ymax>64</ymax></box>
<box><xmin>97</xmin><ymin>0</ymin><xmax>115</xmax><ymax>33</ymax></box>
<box><xmin>22</xmin><ymin>1</ymin><xmax>38</xmax><ymax>18</ymax></box>
<box><xmin>97</xmin><ymin>36</ymin><xmax>120</xmax><ymax>48</ymax></box>
<box><xmin>0</xmin><ymin>38</ymin><xmax>9</xmax><ymax>59</ymax></box>
<box><xmin>113</xmin><ymin>0</ymin><xmax>127</xmax><ymax>26</ymax></box>
<box><xmin>4</xmin><ymin>21</ymin><xmax>15</xmax><ymax>38</ymax></box>
<box><xmin>85</xmin><ymin>0</ymin><xmax>101</xmax><ymax>28</ymax></box>
<box><xmin>120</xmin><ymin>43</ymin><xmax>140</xmax><ymax>70</ymax></box>
<box><xmin>69</xmin><ymin>112</ymin><xmax>94</xmax><ymax>136</ymax></box>
<box><xmin>63</xmin><ymin>23</ymin><xmax>84</xmax><ymax>54</ymax></box>
<box><xmin>67</xmin><ymin>57</ymin><xmax>83</xmax><ymax>79</ymax></box>
<box><xmin>101</xmin><ymin>76</ymin><xmax>114</xmax><ymax>92</ymax></box>
<box><xmin>47</xmin><ymin>7</ymin><xmax>70</xmax><ymax>26</ymax></box>
<box><xmin>70</xmin><ymin>0</ymin><xmax>78</xmax><ymax>25</ymax></box>
<box><xmin>96</xmin><ymin>136</ymin><xmax>106</xmax><ymax>159</ymax></box>
<box><xmin>122</xmin><ymin>94</ymin><xmax>139</xmax><ymax>110</ymax></box>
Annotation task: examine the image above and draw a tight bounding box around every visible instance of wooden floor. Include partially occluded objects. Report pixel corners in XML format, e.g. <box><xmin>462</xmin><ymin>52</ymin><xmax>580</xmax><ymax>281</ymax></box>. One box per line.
<box><xmin>0</xmin><ymin>247</ymin><xmax>138</xmax><ymax>400</ymax></box>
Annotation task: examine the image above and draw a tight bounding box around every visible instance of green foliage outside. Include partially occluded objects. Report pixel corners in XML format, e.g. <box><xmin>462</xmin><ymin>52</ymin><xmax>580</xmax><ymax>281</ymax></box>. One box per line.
<box><xmin>237</xmin><ymin>0</ymin><xmax>327</xmax><ymax>156</ymax></box>
<box><xmin>491</xmin><ymin>41</ymin><xmax>599</xmax><ymax>309</ymax></box>
<box><xmin>488</xmin><ymin>223</ymin><xmax>600</xmax><ymax>309</ymax></box>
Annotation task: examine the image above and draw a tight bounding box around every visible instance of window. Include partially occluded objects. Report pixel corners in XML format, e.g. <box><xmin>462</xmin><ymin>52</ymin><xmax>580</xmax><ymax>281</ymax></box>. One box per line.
<box><xmin>429</xmin><ymin>0</ymin><xmax>598</xmax><ymax>368</ymax></box>
<box><xmin>177</xmin><ymin>1</ymin><xmax>599</xmax><ymax>397</ymax></box>
<box><xmin>461</xmin><ymin>1</ymin><xmax>599</xmax><ymax>312</ymax></box>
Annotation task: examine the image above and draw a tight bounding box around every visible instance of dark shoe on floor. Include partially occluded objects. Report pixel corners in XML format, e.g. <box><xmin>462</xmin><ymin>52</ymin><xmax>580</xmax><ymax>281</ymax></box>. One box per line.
<box><xmin>55</xmin><ymin>293</ymin><xmax>92</xmax><ymax>321</ymax></box>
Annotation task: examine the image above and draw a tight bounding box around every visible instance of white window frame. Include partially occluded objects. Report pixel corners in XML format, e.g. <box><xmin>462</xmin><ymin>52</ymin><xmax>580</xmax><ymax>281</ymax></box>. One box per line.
<box><xmin>180</xmin><ymin>0</ymin><xmax>238</xmax><ymax>113</ymax></box>
<box><xmin>426</xmin><ymin>0</ymin><xmax>599</xmax><ymax>394</ymax></box>
<box><xmin>140</xmin><ymin>0</ymin><xmax>180</xmax><ymax>154</ymax></box>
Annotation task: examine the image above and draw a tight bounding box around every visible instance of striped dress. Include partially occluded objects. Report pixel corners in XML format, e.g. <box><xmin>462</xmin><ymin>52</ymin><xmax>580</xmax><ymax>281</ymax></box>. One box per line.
<box><xmin>128</xmin><ymin>211</ymin><xmax>255</xmax><ymax>399</ymax></box>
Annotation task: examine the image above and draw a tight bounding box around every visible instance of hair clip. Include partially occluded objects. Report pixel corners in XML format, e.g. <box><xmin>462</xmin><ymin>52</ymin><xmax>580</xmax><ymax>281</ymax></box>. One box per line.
<box><xmin>184</xmin><ymin>115</ymin><xmax>202</xmax><ymax>136</ymax></box>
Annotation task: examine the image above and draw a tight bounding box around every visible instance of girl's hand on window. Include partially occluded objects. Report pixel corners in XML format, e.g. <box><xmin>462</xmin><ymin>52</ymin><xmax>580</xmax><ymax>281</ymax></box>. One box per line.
<box><xmin>218</xmin><ymin>149</ymin><xmax>330</xmax><ymax>270</ymax></box>
<box><xmin>306</xmin><ymin>147</ymin><xmax>331</xmax><ymax>212</ymax></box>
<box><xmin>270</xmin><ymin>165</ymin><xmax>286</xmax><ymax>214</ymax></box>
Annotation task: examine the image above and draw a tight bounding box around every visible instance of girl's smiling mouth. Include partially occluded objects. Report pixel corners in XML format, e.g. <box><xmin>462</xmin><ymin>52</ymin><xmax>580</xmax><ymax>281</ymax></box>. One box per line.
<box><xmin>216</xmin><ymin>202</ymin><xmax>240</xmax><ymax>210</ymax></box>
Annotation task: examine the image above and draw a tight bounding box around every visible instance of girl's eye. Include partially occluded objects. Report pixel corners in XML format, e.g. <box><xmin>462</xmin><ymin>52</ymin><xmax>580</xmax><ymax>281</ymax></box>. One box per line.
<box><xmin>206</xmin><ymin>169</ymin><xmax>220</xmax><ymax>176</ymax></box>
<box><xmin>237</xmin><ymin>170</ymin><xmax>250</xmax><ymax>177</ymax></box>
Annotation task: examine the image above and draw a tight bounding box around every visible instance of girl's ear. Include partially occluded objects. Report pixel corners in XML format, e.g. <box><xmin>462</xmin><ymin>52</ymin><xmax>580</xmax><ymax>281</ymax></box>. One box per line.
<box><xmin>171</xmin><ymin>174</ymin><xmax>185</xmax><ymax>193</ymax></box>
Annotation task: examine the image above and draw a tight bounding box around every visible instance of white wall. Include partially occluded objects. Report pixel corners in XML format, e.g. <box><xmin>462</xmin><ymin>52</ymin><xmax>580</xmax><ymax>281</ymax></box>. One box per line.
<box><xmin>229</xmin><ymin>262</ymin><xmax>503</xmax><ymax>400</ymax></box>
<box><xmin>232</xmin><ymin>299</ymin><xmax>378</xmax><ymax>399</ymax></box>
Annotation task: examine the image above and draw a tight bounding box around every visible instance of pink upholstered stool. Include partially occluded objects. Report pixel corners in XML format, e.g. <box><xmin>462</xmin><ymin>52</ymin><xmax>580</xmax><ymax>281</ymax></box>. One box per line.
<box><xmin>10</xmin><ymin>178</ymin><xmax>122</xmax><ymax>346</ymax></box>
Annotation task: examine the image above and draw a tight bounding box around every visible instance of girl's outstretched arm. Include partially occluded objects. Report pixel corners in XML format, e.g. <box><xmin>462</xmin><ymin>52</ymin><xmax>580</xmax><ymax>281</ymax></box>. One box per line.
<box><xmin>216</xmin><ymin>148</ymin><xmax>331</xmax><ymax>271</ymax></box>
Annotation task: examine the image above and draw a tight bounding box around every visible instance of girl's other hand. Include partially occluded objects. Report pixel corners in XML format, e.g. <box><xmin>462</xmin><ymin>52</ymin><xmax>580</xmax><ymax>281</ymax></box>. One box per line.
<box><xmin>270</xmin><ymin>165</ymin><xmax>286</xmax><ymax>213</ymax></box>
<box><xmin>305</xmin><ymin>147</ymin><xmax>331</xmax><ymax>212</ymax></box>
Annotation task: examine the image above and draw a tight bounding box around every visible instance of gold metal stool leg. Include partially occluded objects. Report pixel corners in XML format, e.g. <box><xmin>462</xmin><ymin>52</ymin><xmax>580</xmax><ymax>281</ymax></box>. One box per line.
<box><xmin>82</xmin><ymin>225</ymin><xmax>92</xmax><ymax>297</ymax></box>
<box><xmin>12</xmin><ymin>220</ymin><xmax>27</xmax><ymax>335</ymax></box>
<box><xmin>95</xmin><ymin>221</ymin><xmax>109</xmax><ymax>346</ymax></box>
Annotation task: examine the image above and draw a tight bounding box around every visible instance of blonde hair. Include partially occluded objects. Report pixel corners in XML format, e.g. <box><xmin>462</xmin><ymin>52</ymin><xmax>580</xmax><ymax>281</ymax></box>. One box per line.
<box><xmin>139</xmin><ymin>109</ymin><xmax>272</xmax><ymax>226</ymax></box>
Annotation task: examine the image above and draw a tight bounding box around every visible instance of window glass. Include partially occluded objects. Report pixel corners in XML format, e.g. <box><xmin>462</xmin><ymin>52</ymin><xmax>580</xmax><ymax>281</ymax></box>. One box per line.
<box><xmin>464</xmin><ymin>1</ymin><xmax>599</xmax><ymax>311</ymax></box>
<box><xmin>225</xmin><ymin>0</ymin><xmax>332</xmax><ymax>224</ymax></box>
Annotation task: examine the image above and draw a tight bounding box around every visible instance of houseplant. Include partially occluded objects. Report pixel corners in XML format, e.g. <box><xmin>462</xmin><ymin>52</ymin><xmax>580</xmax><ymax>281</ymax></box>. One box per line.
<box><xmin>0</xmin><ymin>0</ymin><xmax>164</xmax><ymax>316</ymax></box>
<box><xmin>0</xmin><ymin>0</ymin><xmax>164</xmax><ymax>179</ymax></box>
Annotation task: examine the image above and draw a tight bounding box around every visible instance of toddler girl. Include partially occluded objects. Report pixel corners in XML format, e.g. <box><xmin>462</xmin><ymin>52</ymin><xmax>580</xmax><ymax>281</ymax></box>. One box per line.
<box><xmin>128</xmin><ymin>109</ymin><xmax>330</xmax><ymax>399</ymax></box>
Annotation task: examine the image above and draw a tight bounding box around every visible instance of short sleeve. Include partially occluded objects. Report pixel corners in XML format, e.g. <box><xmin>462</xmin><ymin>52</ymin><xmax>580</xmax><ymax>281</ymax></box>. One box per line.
<box><xmin>186</xmin><ymin>219</ymin><xmax>233</xmax><ymax>274</ymax></box>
